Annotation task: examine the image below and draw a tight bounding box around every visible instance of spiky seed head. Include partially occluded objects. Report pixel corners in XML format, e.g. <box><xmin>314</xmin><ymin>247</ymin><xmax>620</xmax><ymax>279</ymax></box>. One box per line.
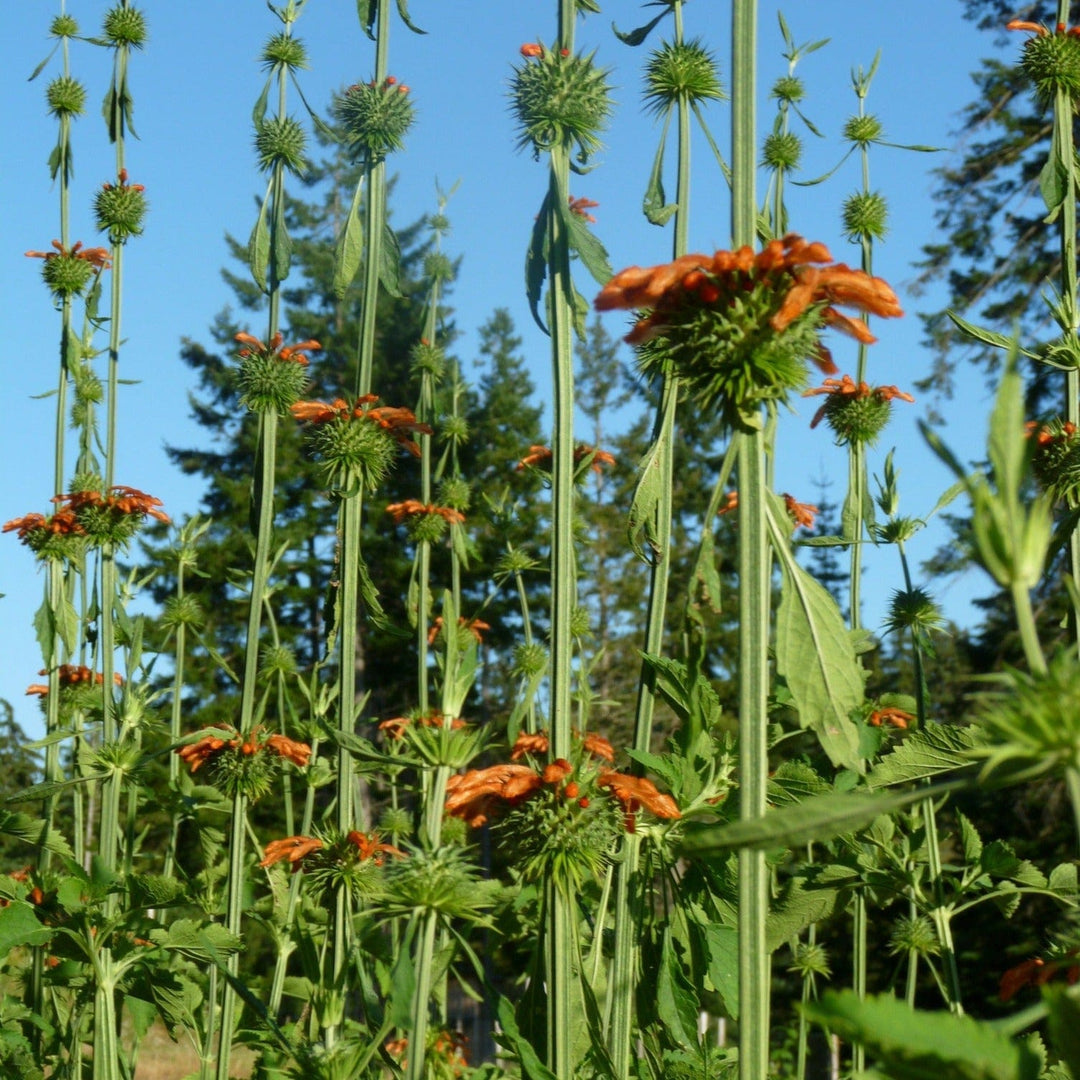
<box><xmin>842</xmin><ymin>190</ymin><xmax>889</xmax><ymax>243</ymax></box>
<box><xmin>262</xmin><ymin>32</ymin><xmax>308</xmax><ymax>72</ymax></box>
<box><xmin>410</xmin><ymin>339</ymin><xmax>446</xmax><ymax>379</ymax></box>
<box><xmin>511</xmin><ymin>46</ymin><xmax>613</xmax><ymax>163</ymax></box>
<box><xmin>439</xmin><ymin>414</ymin><xmax>469</xmax><ymax>446</ymax></box>
<box><xmin>41</xmin><ymin>252</ymin><xmax>96</xmax><ymax>297</ymax></box>
<box><xmin>762</xmin><ymin>130</ymin><xmax>802</xmax><ymax>171</ymax></box>
<box><xmin>424</xmin><ymin>252</ymin><xmax>454</xmax><ymax>283</ymax></box>
<box><xmin>47</xmin><ymin>75</ymin><xmax>86</xmax><ymax>118</ymax></box>
<box><xmin>308</xmin><ymin>417</ymin><xmax>397</xmax><ymax>493</ymax></box>
<box><xmin>409</xmin><ymin>512</ymin><xmax>449</xmax><ymax>544</ymax></box>
<box><xmin>428</xmin><ymin>212</ymin><xmax>451</xmax><ymax>234</ymax></box>
<box><xmin>378</xmin><ymin>806</ymin><xmax>413</xmax><ymax>840</ymax></box>
<box><xmin>843</xmin><ymin>114</ymin><xmax>883</xmax><ymax>147</ymax></box>
<box><xmin>162</xmin><ymin>594</ymin><xmax>204</xmax><ymax>630</ymax></box>
<box><xmin>335</xmin><ymin>78</ymin><xmax>416</xmax><ymax>161</ymax></box>
<box><xmin>260</xmin><ymin>644</ymin><xmax>298</xmax><ymax>679</ymax></box>
<box><xmin>820</xmin><ymin>390</ymin><xmax>894</xmax><ymax>446</ymax></box>
<box><xmin>437</xmin><ymin>477</ymin><xmax>471</xmax><ymax>512</ymax></box>
<box><xmin>50</xmin><ymin>14</ymin><xmax>79</xmax><ymax>37</ymax></box>
<box><xmin>255</xmin><ymin>115</ymin><xmax>307</xmax><ymax>176</ymax></box>
<box><xmin>94</xmin><ymin>183</ymin><xmax>148</xmax><ymax>244</ymax></box>
<box><xmin>1020</xmin><ymin>29</ymin><xmax>1080</xmax><ymax>107</ymax></box>
<box><xmin>771</xmin><ymin>74</ymin><xmax>805</xmax><ymax>104</ymax></box>
<box><xmin>643</xmin><ymin>39</ymin><xmax>725</xmax><ymax>117</ymax></box>
<box><xmin>237</xmin><ymin>351</ymin><xmax>308</xmax><ymax>414</ymax></box>
<box><xmin>512</xmin><ymin>642</ymin><xmax>548</xmax><ymax>679</ymax></box>
<box><xmin>102</xmin><ymin>6</ymin><xmax>147</xmax><ymax>49</ymax></box>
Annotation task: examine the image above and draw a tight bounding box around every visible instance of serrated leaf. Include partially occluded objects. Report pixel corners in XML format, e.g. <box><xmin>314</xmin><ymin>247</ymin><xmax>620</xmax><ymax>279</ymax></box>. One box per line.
<box><xmin>149</xmin><ymin>919</ymin><xmax>242</xmax><ymax>963</ymax></box>
<box><xmin>867</xmin><ymin>724</ymin><xmax>980</xmax><ymax>789</ymax></box>
<box><xmin>680</xmin><ymin>782</ymin><xmax>963</xmax><ymax>855</ymax></box>
<box><xmin>957</xmin><ymin>812</ymin><xmax>983</xmax><ymax>864</ymax></box>
<box><xmin>333</xmin><ymin>178</ymin><xmax>365</xmax><ymax>299</ymax></box>
<box><xmin>703</xmin><ymin>924</ymin><xmax>739</xmax><ymax>1020</ymax></box>
<box><xmin>766</xmin><ymin>866</ymin><xmax>854</xmax><ymax>950</ymax></box>
<box><xmin>557</xmin><ymin>193</ymin><xmax>612</xmax><ymax>286</ymax></box>
<box><xmin>149</xmin><ymin>971</ymin><xmax>203</xmax><ymax>1035</ymax></box>
<box><xmin>395</xmin><ymin>0</ymin><xmax>426</xmax><ymax>34</ymax></box>
<box><xmin>1050</xmin><ymin>862</ymin><xmax>1078</xmax><ymax>896</ymax></box>
<box><xmin>496</xmin><ymin>994</ymin><xmax>559</xmax><ymax>1080</ymax></box>
<box><xmin>945</xmin><ymin>311</ymin><xmax>1040</xmax><ymax>359</ymax></box>
<box><xmin>769</xmin><ymin>495</ymin><xmax>864</xmax><ymax>771</ymax></box>
<box><xmin>803</xmin><ymin>990</ymin><xmax>1041</xmax><ymax>1080</ymax></box>
<box><xmin>628</xmin><ymin>426</ymin><xmax>669</xmax><ymax>563</ymax></box>
<box><xmin>657</xmin><ymin>926</ymin><xmax>699</xmax><ymax>1049</ymax></box>
<box><xmin>0</xmin><ymin>902</ymin><xmax>52</xmax><ymax>954</ymax></box>
<box><xmin>1046</xmin><ymin>988</ymin><xmax>1080</xmax><ymax>1079</ymax></box>
<box><xmin>0</xmin><ymin>810</ymin><xmax>74</xmax><ymax>859</ymax></box>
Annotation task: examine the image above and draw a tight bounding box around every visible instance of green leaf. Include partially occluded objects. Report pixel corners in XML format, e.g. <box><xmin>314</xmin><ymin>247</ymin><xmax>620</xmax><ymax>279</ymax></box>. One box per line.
<box><xmin>271</xmin><ymin>190</ymin><xmax>292</xmax><ymax>285</ymax></box>
<box><xmin>612</xmin><ymin>7</ymin><xmax>671</xmax><ymax>46</ymax></box>
<box><xmin>957</xmin><ymin>812</ymin><xmax>983</xmax><ymax>865</ymax></box>
<box><xmin>557</xmin><ymin>193</ymin><xmax>612</xmax><ymax>287</ymax></box>
<box><xmin>148</xmin><ymin>919</ymin><xmax>242</xmax><ymax>963</ymax></box>
<box><xmin>525</xmin><ymin>190</ymin><xmax>552</xmax><ymax>334</ymax></box>
<box><xmin>149</xmin><ymin>971</ymin><xmax>203</xmax><ymax>1035</ymax></box>
<box><xmin>0</xmin><ymin>810</ymin><xmax>74</xmax><ymax>859</ymax></box>
<box><xmin>248</xmin><ymin>179</ymin><xmax>273</xmax><ymax>292</ymax></box>
<box><xmin>769</xmin><ymin>495</ymin><xmax>864</xmax><ymax>771</ymax></box>
<box><xmin>123</xmin><ymin>995</ymin><xmax>158</xmax><ymax>1043</ymax></box>
<box><xmin>395</xmin><ymin>0</ymin><xmax>426</xmax><ymax>34</ymax></box>
<box><xmin>637</xmin><ymin>653</ymin><xmax>721</xmax><ymax>733</ymax></box>
<box><xmin>803</xmin><ymin>990</ymin><xmax>1041</xmax><ymax>1080</ymax></box>
<box><xmin>333</xmin><ymin>178</ymin><xmax>365</xmax><ymax>299</ymax></box>
<box><xmin>386</xmin><ymin>924</ymin><xmax>416</xmax><ymax>1029</ymax></box>
<box><xmin>379</xmin><ymin>220</ymin><xmax>403</xmax><ymax>298</ymax></box>
<box><xmin>703</xmin><ymin>924</ymin><xmax>739</xmax><ymax>1020</ymax></box>
<box><xmin>495</xmin><ymin>994</ymin><xmax>559</xmax><ymax>1080</ymax></box>
<box><xmin>867</xmin><ymin>724</ymin><xmax>980</xmax><ymax>789</ymax></box>
<box><xmin>657</xmin><ymin>926</ymin><xmax>700</xmax><ymax>1050</ymax></box>
<box><xmin>643</xmin><ymin>125</ymin><xmax>678</xmax><ymax>226</ymax></box>
<box><xmin>1046</xmin><ymin>988</ymin><xmax>1080</xmax><ymax>1079</ymax></box>
<box><xmin>945</xmin><ymin>311</ymin><xmax>1041</xmax><ymax>360</ymax></box>
<box><xmin>766</xmin><ymin>867</ymin><xmax>853</xmax><ymax>951</ymax></box>
<box><xmin>680</xmin><ymin>782</ymin><xmax>964</xmax><ymax>855</ymax></box>
<box><xmin>0</xmin><ymin>902</ymin><xmax>52</xmax><ymax>955</ymax></box>
<box><xmin>628</xmin><ymin>425</ymin><xmax>669</xmax><ymax>563</ymax></box>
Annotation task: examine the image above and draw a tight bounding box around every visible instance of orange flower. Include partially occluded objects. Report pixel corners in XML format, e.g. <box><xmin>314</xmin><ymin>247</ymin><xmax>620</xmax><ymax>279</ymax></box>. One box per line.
<box><xmin>516</xmin><ymin>445</ymin><xmax>552</xmax><ymax>470</ymax></box>
<box><xmin>51</xmin><ymin>486</ymin><xmax>170</xmax><ymax>524</ymax></box>
<box><xmin>378</xmin><ymin>712</ymin><xmax>466</xmax><ymax>739</ymax></box>
<box><xmin>510</xmin><ymin>731</ymin><xmax>550</xmax><ymax>761</ymax></box>
<box><xmin>259</xmin><ymin>835</ymin><xmax>324</xmax><ymax>869</ymax></box>
<box><xmin>346</xmin><ymin>829</ymin><xmax>405</xmax><ymax>865</ymax></box>
<box><xmin>177</xmin><ymin>727</ymin><xmax>236</xmax><ymax>773</ymax></box>
<box><xmin>515</xmin><ymin>443</ymin><xmax>615</xmax><ymax>473</ymax></box>
<box><xmin>520</xmin><ymin>42</ymin><xmax>544</xmax><ymax>57</ymax></box>
<box><xmin>428</xmin><ymin>615</ymin><xmax>491</xmax><ymax>645</ymax></box>
<box><xmin>291</xmin><ymin>396</ymin><xmax>431</xmax><ymax>456</ymax></box>
<box><xmin>235</xmin><ymin>330</ymin><xmax>321</xmax><ymax>366</ymax></box>
<box><xmin>596</xmin><ymin>234</ymin><xmax>901</xmax><ymax>355</ymax></box>
<box><xmin>782</xmin><ymin>494</ymin><xmax>819</xmax><ymax>530</ymax></box>
<box><xmin>597</xmin><ymin>769</ymin><xmax>680</xmax><ymax>823</ymax></box>
<box><xmin>265</xmin><ymin>733</ymin><xmax>313</xmax><ymax>767</ymax></box>
<box><xmin>444</xmin><ymin>764</ymin><xmax>545</xmax><ymax>826</ymax></box>
<box><xmin>867</xmin><ymin>706</ymin><xmax>914</xmax><ymax>730</ymax></box>
<box><xmin>1026</xmin><ymin>419</ymin><xmax>1078</xmax><ymax>446</ymax></box>
<box><xmin>803</xmin><ymin>374</ymin><xmax>914</xmax><ymax>429</ymax></box>
<box><xmin>4</xmin><ymin>509</ymin><xmax>86</xmax><ymax>542</ymax></box>
<box><xmin>385</xmin><ymin>500</ymin><xmax>466</xmax><ymax>525</ymax></box>
<box><xmin>999</xmin><ymin>953</ymin><xmax>1080</xmax><ymax>1002</ymax></box>
<box><xmin>1006</xmin><ymin>19</ymin><xmax>1080</xmax><ymax>37</ymax></box>
<box><xmin>26</xmin><ymin>239</ymin><xmax>112</xmax><ymax>270</ymax></box>
<box><xmin>717</xmin><ymin>491</ymin><xmax>739</xmax><ymax>517</ymax></box>
<box><xmin>568</xmin><ymin>195</ymin><xmax>599</xmax><ymax>223</ymax></box>
<box><xmin>581</xmin><ymin>732</ymin><xmax>616</xmax><ymax>763</ymax></box>
<box><xmin>26</xmin><ymin>664</ymin><xmax>123</xmax><ymax>696</ymax></box>
<box><xmin>102</xmin><ymin>168</ymin><xmax>145</xmax><ymax>194</ymax></box>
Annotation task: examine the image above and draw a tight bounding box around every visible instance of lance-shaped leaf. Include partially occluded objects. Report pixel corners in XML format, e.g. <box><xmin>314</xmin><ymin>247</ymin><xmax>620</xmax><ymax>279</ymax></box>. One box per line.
<box><xmin>767</xmin><ymin>493</ymin><xmax>865</xmax><ymax>772</ymax></box>
<box><xmin>248</xmin><ymin>177</ymin><xmax>273</xmax><ymax>292</ymax></box>
<box><xmin>333</xmin><ymin>176</ymin><xmax>365</xmax><ymax>299</ymax></box>
<box><xmin>524</xmin><ymin>189</ymin><xmax>552</xmax><ymax>334</ymax></box>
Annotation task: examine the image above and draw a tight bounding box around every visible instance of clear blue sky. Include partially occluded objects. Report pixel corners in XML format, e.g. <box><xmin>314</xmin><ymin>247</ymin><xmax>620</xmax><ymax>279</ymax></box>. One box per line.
<box><xmin>1</xmin><ymin>2</ymin><xmax>1010</xmax><ymax>737</ymax></box>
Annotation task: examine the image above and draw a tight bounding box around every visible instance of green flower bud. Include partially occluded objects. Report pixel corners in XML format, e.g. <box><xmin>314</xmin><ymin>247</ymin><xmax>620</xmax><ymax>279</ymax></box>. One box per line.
<box><xmin>102</xmin><ymin>6</ymin><xmax>147</xmax><ymax>49</ymax></box>
<box><xmin>440</xmin><ymin>414</ymin><xmax>469</xmax><ymax>446</ymax></box>
<box><xmin>843</xmin><ymin>114</ymin><xmax>883</xmax><ymax>147</ymax></box>
<box><xmin>409</xmin><ymin>512</ymin><xmax>449</xmax><ymax>544</ymax></box>
<box><xmin>771</xmin><ymin>74</ymin><xmax>804</xmax><ymax>104</ymax></box>
<box><xmin>511</xmin><ymin>45</ymin><xmax>613</xmax><ymax>163</ymax></box>
<box><xmin>437</xmin><ymin>477</ymin><xmax>471</xmax><ymax>512</ymax></box>
<box><xmin>47</xmin><ymin>75</ymin><xmax>86</xmax><ymax>118</ymax></box>
<box><xmin>379</xmin><ymin>806</ymin><xmax>413</xmax><ymax>840</ymax></box>
<box><xmin>788</xmin><ymin>941</ymin><xmax>831</xmax><ymax>979</ymax></box>
<box><xmin>50</xmin><ymin>14</ymin><xmax>79</xmax><ymax>38</ymax></box>
<box><xmin>255</xmin><ymin>115</ymin><xmax>307</xmax><ymax>176</ymax></box>
<box><xmin>262</xmin><ymin>31</ymin><xmax>308</xmax><ymax>73</ymax></box>
<box><xmin>410</xmin><ymin>339</ymin><xmax>446</xmax><ymax>379</ymax></box>
<box><xmin>513</xmin><ymin>642</ymin><xmax>548</xmax><ymax>679</ymax></box>
<box><xmin>428</xmin><ymin>212</ymin><xmax>451</xmax><ymax>234</ymax></box>
<box><xmin>762</xmin><ymin>130</ymin><xmax>802</xmax><ymax>171</ymax></box>
<box><xmin>162</xmin><ymin>594</ymin><xmax>204</xmax><ymax>630</ymax></box>
<box><xmin>423</xmin><ymin>251</ymin><xmax>454</xmax><ymax>283</ymax></box>
<box><xmin>260</xmin><ymin>644</ymin><xmax>298</xmax><ymax>680</ymax></box>
<box><xmin>569</xmin><ymin>606</ymin><xmax>591</xmax><ymax>638</ymax></box>
<box><xmin>643</xmin><ymin>39</ymin><xmax>724</xmax><ymax>118</ymax></box>
<box><xmin>888</xmin><ymin>916</ymin><xmax>939</xmax><ymax>958</ymax></box>
<box><xmin>842</xmin><ymin>190</ymin><xmax>889</xmax><ymax>243</ymax></box>
<box><xmin>335</xmin><ymin>77</ymin><xmax>416</xmax><ymax>161</ymax></box>
<box><xmin>497</xmin><ymin>548</ymin><xmax>539</xmax><ymax>576</ymax></box>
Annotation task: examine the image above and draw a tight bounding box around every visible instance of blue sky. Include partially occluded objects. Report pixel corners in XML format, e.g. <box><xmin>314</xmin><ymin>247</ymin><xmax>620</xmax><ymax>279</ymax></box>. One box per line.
<box><xmin>1</xmin><ymin>2</ymin><xmax>1014</xmax><ymax>736</ymax></box>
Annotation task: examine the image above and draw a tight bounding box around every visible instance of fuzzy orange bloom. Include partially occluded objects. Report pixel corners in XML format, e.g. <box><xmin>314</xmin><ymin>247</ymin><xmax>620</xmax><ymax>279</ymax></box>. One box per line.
<box><xmin>428</xmin><ymin>615</ymin><xmax>491</xmax><ymax>645</ymax></box>
<box><xmin>596</xmin><ymin>234</ymin><xmax>901</xmax><ymax>355</ymax></box>
<box><xmin>385</xmin><ymin>500</ymin><xmax>466</xmax><ymax>525</ymax></box>
<box><xmin>581</xmin><ymin>732</ymin><xmax>616</xmax><ymax>763</ymax></box>
<box><xmin>516</xmin><ymin>445</ymin><xmax>552</xmax><ymax>470</ymax></box>
<box><xmin>102</xmin><ymin>169</ymin><xmax>145</xmax><ymax>193</ymax></box>
<box><xmin>52</xmin><ymin>486</ymin><xmax>170</xmax><ymax>524</ymax></box>
<box><xmin>3</xmin><ymin>509</ymin><xmax>86</xmax><ymax>541</ymax></box>
<box><xmin>26</xmin><ymin>239</ymin><xmax>112</xmax><ymax>270</ymax></box>
<box><xmin>515</xmin><ymin>443</ymin><xmax>616</xmax><ymax>473</ymax></box>
<box><xmin>291</xmin><ymin>396</ymin><xmax>431</xmax><ymax>456</ymax></box>
<box><xmin>264</xmin><ymin>733</ymin><xmax>313</xmax><ymax>768</ymax></box>
<box><xmin>541</xmin><ymin>758</ymin><xmax>574</xmax><ymax>785</ymax></box>
<box><xmin>802</xmin><ymin>374</ymin><xmax>915</xmax><ymax>429</ymax></box>
<box><xmin>1026</xmin><ymin>419</ymin><xmax>1078</xmax><ymax>446</ymax></box>
<box><xmin>717</xmin><ymin>491</ymin><xmax>739</xmax><ymax>517</ymax></box>
<box><xmin>783</xmin><ymin>494</ymin><xmax>819</xmax><ymax>531</ymax></box>
<box><xmin>597</xmin><ymin>770</ymin><xmax>680</xmax><ymax>821</ymax></box>
<box><xmin>26</xmin><ymin>664</ymin><xmax>123</xmax><ymax>696</ymax></box>
<box><xmin>867</xmin><ymin>706</ymin><xmax>914</xmax><ymax>730</ymax></box>
<box><xmin>999</xmin><ymin>953</ymin><xmax>1080</xmax><ymax>1002</ymax></box>
<box><xmin>378</xmin><ymin>712</ymin><xmax>466</xmax><ymax>739</ymax></box>
<box><xmin>445</xmin><ymin>764</ymin><xmax>545</xmax><ymax>826</ymax></box>
<box><xmin>235</xmin><ymin>330</ymin><xmax>321</xmax><ymax>366</ymax></box>
<box><xmin>510</xmin><ymin>731</ymin><xmax>550</xmax><ymax>760</ymax></box>
<box><xmin>177</xmin><ymin>729</ymin><xmax>236</xmax><ymax>773</ymax></box>
<box><xmin>520</xmin><ymin>42</ymin><xmax>544</xmax><ymax>57</ymax></box>
<box><xmin>346</xmin><ymin>830</ymin><xmax>405</xmax><ymax>865</ymax></box>
<box><xmin>259</xmin><ymin>835</ymin><xmax>324</xmax><ymax>869</ymax></box>
<box><xmin>568</xmin><ymin>195</ymin><xmax>599</xmax><ymax>223</ymax></box>
<box><xmin>1006</xmin><ymin>19</ymin><xmax>1080</xmax><ymax>37</ymax></box>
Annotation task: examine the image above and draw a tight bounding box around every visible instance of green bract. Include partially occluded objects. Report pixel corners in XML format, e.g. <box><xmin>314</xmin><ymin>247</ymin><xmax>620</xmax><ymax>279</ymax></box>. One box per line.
<box><xmin>842</xmin><ymin>190</ymin><xmax>889</xmax><ymax>242</ymax></box>
<box><xmin>335</xmin><ymin>78</ymin><xmax>416</xmax><ymax>161</ymax></box>
<box><xmin>644</xmin><ymin>38</ymin><xmax>725</xmax><ymax>117</ymax></box>
<box><xmin>261</xmin><ymin>31</ymin><xmax>308</xmax><ymax>72</ymax></box>
<box><xmin>820</xmin><ymin>391</ymin><xmax>893</xmax><ymax>445</ymax></box>
<box><xmin>511</xmin><ymin>46</ymin><xmax>613</xmax><ymax>163</ymax></box>
<box><xmin>94</xmin><ymin>181</ymin><xmax>148</xmax><ymax>243</ymax></box>
<box><xmin>762</xmin><ymin>130</ymin><xmax>802</xmax><ymax>171</ymax></box>
<box><xmin>50</xmin><ymin>14</ymin><xmax>79</xmax><ymax>37</ymax></box>
<box><xmin>307</xmin><ymin>414</ymin><xmax>396</xmax><ymax>492</ymax></box>
<box><xmin>237</xmin><ymin>350</ymin><xmax>308</xmax><ymax>414</ymax></box>
<box><xmin>843</xmin><ymin>114</ymin><xmax>883</xmax><ymax>147</ymax></box>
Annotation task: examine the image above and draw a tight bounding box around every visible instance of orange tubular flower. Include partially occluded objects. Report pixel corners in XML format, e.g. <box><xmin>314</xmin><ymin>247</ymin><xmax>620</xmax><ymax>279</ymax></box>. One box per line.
<box><xmin>259</xmin><ymin>835</ymin><xmax>324</xmax><ymax>869</ymax></box>
<box><xmin>520</xmin><ymin>42</ymin><xmax>544</xmax><ymax>57</ymax></box>
<box><xmin>568</xmin><ymin>195</ymin><xmax>599</xmax><ymax>223</ymax></box>
<box><xmin>428</xmin><ymin>615</ymin><xmax>491</xmax><ymax>645</ymax></box>
<box><xmin>597</xmin><ymin>769</ymin><xmax>681</xmax><ymax>821</ymax></box>
<box><xmin>51</xmin><ymin>486</ymin><xmax>170</xmax><ymax>524</ymax></box>
<box><xmin>803</xmin><ymin>374</ymin><xmax>915</xmax><ymax>430</ymax></box>
<box><xmin>516</xmin><ymin>443</ymin><xmax>615</xmax><ymax>473</ymax></box>
<box><xmin>264</xmin><ymin>733</ymin><xmax>313</xmax><ymax>768</ymax></box>
<box><xmin>783</xmin><ymin>494</ymin><xmax>820</xmax><ymax>530</ymax></box>
<box><xmin>581</xmin><ymin>732</ymin><xmax>616</xmax><ymax>762</ymax></box>
<box><xmin>26</xmin><ymin>664</ymin><xmax>123</xmax><ymax>696</ymax></box>
<box><xmin>516</xmin><ymin>445</ymin><xmax>552</xmax><ymax>471</ymax></box>
<box><xmin>346</xmin><ymin>829</ymin><xmax>405</xmax><ymax>865</ymax></box>
<box><xmin>718</xmin><ymin>491</ymin><xmax>739</xmax><ymax>517</ymax></box>
<box><xmin>378</xmin><ymin>712</ymin><xmax>466</xmax><ymax>740</ymax></box>
<box><xmin>26</xmin><ymin>239</ymin><xmax>112</xmax><ymax>270</ymax></box>
<box><xmin>444</xmin><ymin>764</ymin><xmax>545</xmax><ymax>827</ymax></box>
<box><xmin>999</xmin><ymin>952</ymin><xmax>1080</xmax><ymax>1002</ymax></box>
<box><xmin>291</xmin><ymin>396</ymin><xmax>431</xmax><ymax>457</ymax></box>
<box><xmin>177</xmin><ymin>729</ymin><xmax>236</xmax><ymax>773</ymax></box>
<box><xmin>235</xmin><ymin>330</ymin><xmax>321</xmax><ymax>366</ymax></box>
<box><xmin>510</xmin><ymin>731</ymin><xmax>550</xmax><ymax>761</ymax></box>
<box><xmin>867</xmin><ymin>706</ymin><xmax>914</xmax><ymax>730</ymax></box>
<box><xmin>4</xmin><ymin>509</ymin><xmax>86</xmax><ymax>543</ymax></box>
<box><xmin>1006</xmin><ymin>19</ymin><xmax>1080</xmax><ymax>37</ymax></box>
<box><xmin>385</xmin><ymin>500</ymin><xmax>466</xmax><ymax>525</ymax></box>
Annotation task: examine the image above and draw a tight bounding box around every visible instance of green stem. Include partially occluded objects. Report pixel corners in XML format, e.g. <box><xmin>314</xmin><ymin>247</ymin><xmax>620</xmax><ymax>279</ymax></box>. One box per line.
<box><xmin>921</xmin><ymin>801</ymin><xmax>964</xmax><ymax>1014</ymax></box>
<box><xmin>851</xmin><ymin>891</ymin><xmax>867</xmax><ymax>1072</ymax></box>
<box><xmin>404</xmin><ymin>912</ymin><xmax>440</xmax><ymax>1080</ymax></box>
<box><xmin>1010</xmin><ymin>582</ymin><xmax>1048</xmax><ymax>676</ymax></box>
